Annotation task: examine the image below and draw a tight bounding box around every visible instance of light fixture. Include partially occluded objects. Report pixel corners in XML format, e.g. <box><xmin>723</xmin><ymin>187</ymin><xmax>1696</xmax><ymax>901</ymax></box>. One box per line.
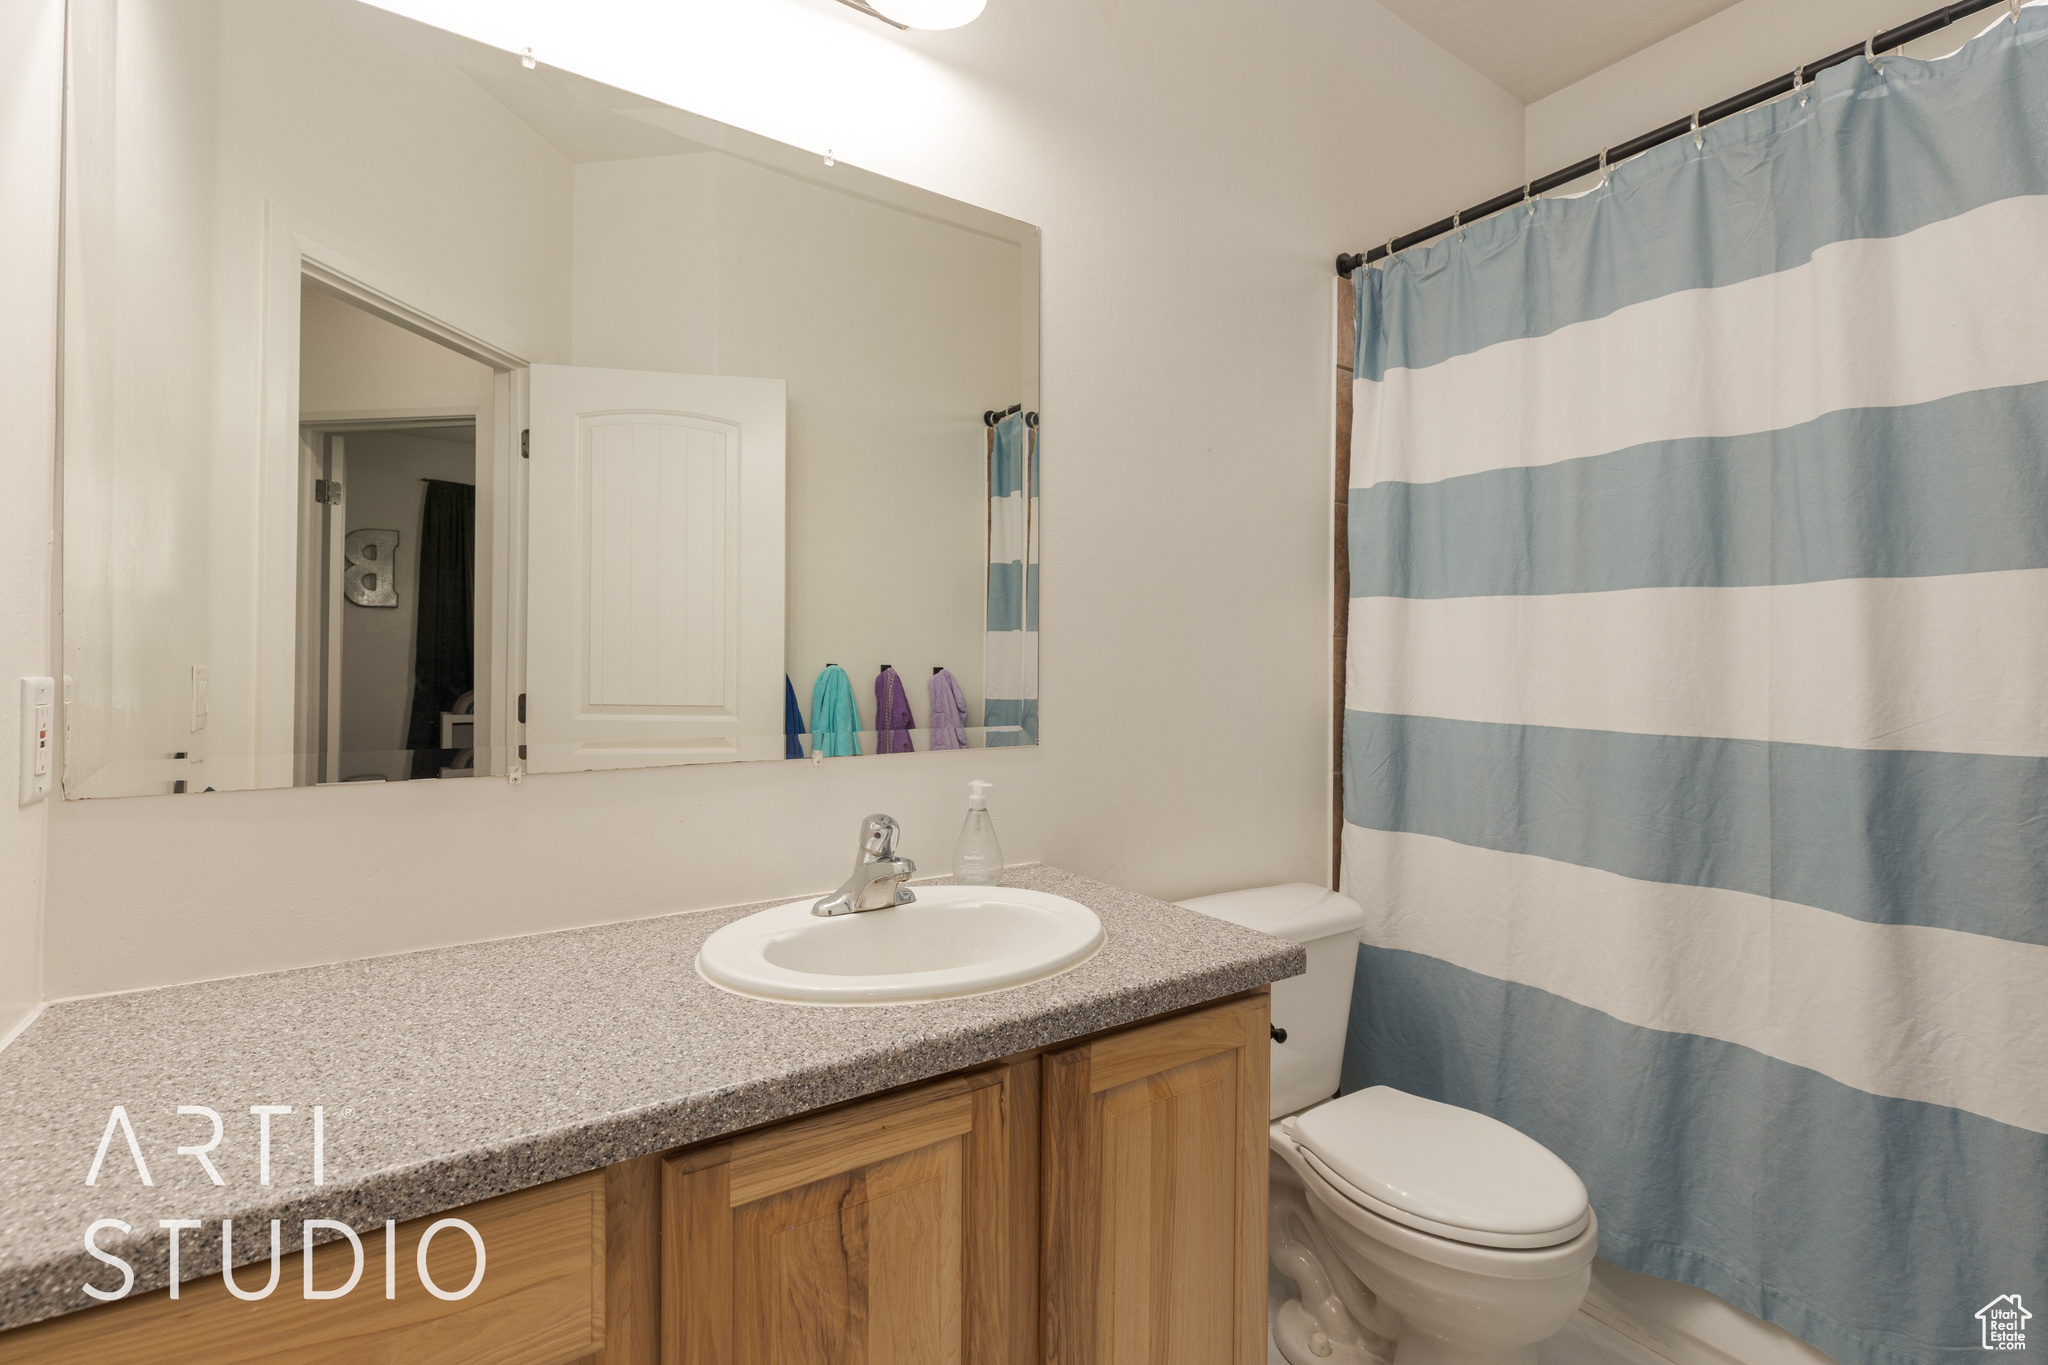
<box><xmin>868</xmin><ymin>0</ymin><xmax>987</xmax><ymax>29</ymax></box>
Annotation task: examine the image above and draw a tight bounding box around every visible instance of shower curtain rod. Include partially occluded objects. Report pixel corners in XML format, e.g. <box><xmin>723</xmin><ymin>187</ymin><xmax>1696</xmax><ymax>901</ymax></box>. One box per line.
<box><xmin>1335</xmin><ymin>0</ymin><xmax>2011</xmax><ymax>276</ymax></box>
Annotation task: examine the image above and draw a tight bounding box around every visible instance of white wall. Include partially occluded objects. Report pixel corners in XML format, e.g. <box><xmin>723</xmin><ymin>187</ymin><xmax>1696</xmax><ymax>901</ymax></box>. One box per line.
<box><xmin>1525</xmin><ymin>0</ymin><xmax>1973</xmax><ymax>178</ymax></box>
<box><xmin>714</xmin><ymin>153</ymin><xmax>1018</xmax><ymax>736</ymax></box>
<box><xmin>60</xmin><ymin>0</ymin><xmax>224</xmax><ymax>800</ymax></box>
<box><xmin>571</xmin><ymin>154</ymin><xmax>722</xmax><ymax>375</ymax></box>
<box><xmin>38</xmin><ymin>0</ymin><xmax>1524</xmax><ymax>998</ymax></box>
<box><xmin>300</xmin><ymin>283</ymin><xmax>497</xmax><ymax>417</ymax></box>
<box><xmin>0</xmin><ymin>0</ymin><xmax>63</xmax><ymax>1042</ymax></box>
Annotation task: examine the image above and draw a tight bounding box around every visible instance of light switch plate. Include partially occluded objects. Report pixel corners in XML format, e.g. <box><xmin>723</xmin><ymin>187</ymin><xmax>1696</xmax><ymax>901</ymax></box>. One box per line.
<box><xmin>20</xmin><ymin>677</ymin><xmax>54</xmax><ymax>805</ymax></box>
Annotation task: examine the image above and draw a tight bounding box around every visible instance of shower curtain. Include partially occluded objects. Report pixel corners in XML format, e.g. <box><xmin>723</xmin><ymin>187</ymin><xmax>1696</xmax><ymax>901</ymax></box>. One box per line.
<box><xmin>1341</xmin><ymin>17</ymin><xmax>2047</xmax><ymax>1365</ymax></box>
<box><xmin>405</xmin><ymin>480</ymin><xmax>475</xmax><ymax>779</ymax></box>
<box><xmin>984</xmin><ymin>412</ymin><xmax>1039</xmax><ymax>746</ymax></box>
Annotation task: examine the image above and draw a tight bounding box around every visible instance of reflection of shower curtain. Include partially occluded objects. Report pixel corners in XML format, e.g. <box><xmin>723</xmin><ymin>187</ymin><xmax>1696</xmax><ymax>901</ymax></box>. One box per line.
<box><xmin>983</xmin><ymin>413</ymin><xmax>1038</xmax><ymax>746</ymax></box>
<box><xmin>405</xmin><ymin>480</ymin><xmax>475</xmax><ymax>778</ymax></box>
<box><xmin>1339</xmin><ymin>22</ymin><xmax>2047</xmax><ymax>1365</ymax></box>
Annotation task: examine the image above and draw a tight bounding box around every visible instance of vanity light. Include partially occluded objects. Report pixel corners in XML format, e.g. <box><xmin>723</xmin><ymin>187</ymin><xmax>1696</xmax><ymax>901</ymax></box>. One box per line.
<box><xmin>870</xmin><ymin>0</ymin><xmax>987</xmax><ymax>29</ymax></box>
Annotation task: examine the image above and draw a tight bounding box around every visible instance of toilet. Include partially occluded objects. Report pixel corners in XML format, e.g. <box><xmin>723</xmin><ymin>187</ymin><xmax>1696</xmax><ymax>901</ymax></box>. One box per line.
<box><xmin>1177</xmin><ymin>885</ymin><xmax>1598</xmax><ymax>1365</ymax></box>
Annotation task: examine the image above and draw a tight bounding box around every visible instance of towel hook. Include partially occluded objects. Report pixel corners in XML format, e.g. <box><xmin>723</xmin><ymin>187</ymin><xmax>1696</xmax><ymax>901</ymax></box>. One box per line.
<box><xmin>1691</xmin><ymin>110</ymin><xmax>1703</xmax><ymax>148</ymax></box>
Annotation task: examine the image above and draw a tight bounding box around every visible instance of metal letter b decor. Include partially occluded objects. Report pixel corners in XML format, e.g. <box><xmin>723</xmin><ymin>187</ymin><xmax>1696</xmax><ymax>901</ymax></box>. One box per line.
<box><xmin>344</xmin><ymin>528</ymin><xmax>400</xmax><ymax>607</ymax></box>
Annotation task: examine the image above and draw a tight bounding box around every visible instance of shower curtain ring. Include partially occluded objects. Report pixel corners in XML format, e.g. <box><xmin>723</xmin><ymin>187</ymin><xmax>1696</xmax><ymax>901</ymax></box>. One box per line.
<box><xmin>1865</xmin><ymin>35</ymin><xmax>1882</xmax><ymax>70</ymax></box>
<box><xmin>1525</xmin><ymin>180</ymin><xmax>1537</xmax><ymax>215</ymax></box>
<box><xmin>1795</xmin><ymin>63</ymin><xmax>1809</xmax><ymax>105</ymax></box>
<box><xmin>2013</xmin><ymin>0</ymin><xmax>2023</xmax><ymax>22</ymax></box>
<box><xmin>1691</xmin><ymin>110</ymin><xmax>1703</xmax><ymax>148</ymax></box>
<box><xmin>1598</xmin><ymin>147</ymin><xmax>1610</xmax><ymax>186</ymax></box>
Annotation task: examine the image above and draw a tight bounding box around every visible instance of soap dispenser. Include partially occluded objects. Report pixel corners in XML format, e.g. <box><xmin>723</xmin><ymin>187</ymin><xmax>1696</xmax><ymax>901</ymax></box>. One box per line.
<box><xmin>952</xmin><ymin>780</ymin><xmax>1004</xmax><ymax>885</ymax></box>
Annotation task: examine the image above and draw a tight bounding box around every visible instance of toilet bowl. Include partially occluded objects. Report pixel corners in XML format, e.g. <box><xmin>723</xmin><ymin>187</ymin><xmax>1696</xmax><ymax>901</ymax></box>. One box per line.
<box><xmin>1176</xmin><ymin>885</ymin><xmax>1598</xmax><ymax>1365</ymax></box>
<box><xmin>1272</xmin><ymin>1089</ymin><xmax>1598</xmax><ymax>1365</ymax></box>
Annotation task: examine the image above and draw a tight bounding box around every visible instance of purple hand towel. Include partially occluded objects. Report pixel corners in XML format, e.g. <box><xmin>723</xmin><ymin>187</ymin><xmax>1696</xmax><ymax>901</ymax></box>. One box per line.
<box><xmin>928</xmin><ymin>668</ymin><xmax>969</xmax><ymax>750</ymax></box>
<box><xmin>875</xmin><ymin>666</ymin><xmax>915</xmax><ymax>753</ymax></box>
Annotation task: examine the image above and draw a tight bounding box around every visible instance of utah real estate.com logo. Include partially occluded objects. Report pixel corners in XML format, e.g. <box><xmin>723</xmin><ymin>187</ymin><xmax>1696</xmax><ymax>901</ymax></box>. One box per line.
<box><xmin>1978</xmin><ymin>1295</ymin><xmax>2030</xmax><ymax>1352</ymax></box>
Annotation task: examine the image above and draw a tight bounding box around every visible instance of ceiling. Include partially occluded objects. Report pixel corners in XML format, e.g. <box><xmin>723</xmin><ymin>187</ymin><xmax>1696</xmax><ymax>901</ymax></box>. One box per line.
<box><xmin>1376</xmin><ymin>0</ymin><xmax>1747</xmax><ymax>103</ymax></box>
<box><xmin>464</xmin><ymin>68</ymin><xmax>720</xmax><ymax>164</ymax></box>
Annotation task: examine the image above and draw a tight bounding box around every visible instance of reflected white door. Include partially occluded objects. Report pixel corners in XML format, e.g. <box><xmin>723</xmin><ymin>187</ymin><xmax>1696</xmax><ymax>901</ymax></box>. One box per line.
<box><xmin>524</xmin><ymin>364</ymin><xmax>786</xmax><ymax>772</ymax></box>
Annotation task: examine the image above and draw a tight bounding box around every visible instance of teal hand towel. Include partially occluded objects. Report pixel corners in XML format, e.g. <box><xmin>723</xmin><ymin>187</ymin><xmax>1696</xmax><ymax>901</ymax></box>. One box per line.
<box><xmin>809</xmin><ymin>665</ymin><xmax>862</xmax><ymax>757</ymax></box>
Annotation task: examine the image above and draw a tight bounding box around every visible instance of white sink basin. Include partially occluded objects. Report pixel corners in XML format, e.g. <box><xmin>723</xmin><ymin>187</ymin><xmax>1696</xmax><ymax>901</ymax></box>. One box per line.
<box><xmin>696</xmin><ymin>884</ymin><xmax>1104</xmax><ymax>1005</ymax></box>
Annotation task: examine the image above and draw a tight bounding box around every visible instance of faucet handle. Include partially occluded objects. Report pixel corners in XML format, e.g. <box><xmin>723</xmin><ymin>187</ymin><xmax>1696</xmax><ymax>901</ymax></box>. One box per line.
<box><xmin>859</xmin><ymin>813</ymin><xmax>902</xmax><ymax>861</ymax></box>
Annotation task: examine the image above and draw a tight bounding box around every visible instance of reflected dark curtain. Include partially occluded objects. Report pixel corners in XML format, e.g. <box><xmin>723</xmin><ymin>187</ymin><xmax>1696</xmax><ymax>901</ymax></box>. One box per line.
<box><xmin>405</xmin><ymin>480</ymin><xmax>475</xmax><ymax>778</ymax></box>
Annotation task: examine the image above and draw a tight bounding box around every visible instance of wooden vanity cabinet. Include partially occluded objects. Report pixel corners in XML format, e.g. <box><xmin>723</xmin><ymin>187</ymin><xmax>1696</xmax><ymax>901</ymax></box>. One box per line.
<box><xmin>1040</xmin><ymin>993</ymin><xmax>1271</xmax><ymax>1365</ymax></box>
<box><xmin>655</xmin><ymin>993</ymin><xmax>1270</xmax><ymax>1365</ymax></box>
<box><xmin>660</xmin><ymin>1057</ymin><xmax>1039</xmax><ymax>1365</ymax></box>
<box><xmin>0</xmin><ymin>994</ymin><xmax>1269</xmax><ymax>1365</ymax></box>
<box><xmin>0</xmin><ymin>1172</ymin><xmax>608</xmax><ymax>1365</ymax></box>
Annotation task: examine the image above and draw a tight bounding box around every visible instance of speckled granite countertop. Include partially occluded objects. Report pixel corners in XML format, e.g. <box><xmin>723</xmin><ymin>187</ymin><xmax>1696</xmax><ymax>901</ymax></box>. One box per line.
<box><xmin>0</xmin><ymin>864</ymin><xmax>1301</xmax><ymax>1331</ymax></box>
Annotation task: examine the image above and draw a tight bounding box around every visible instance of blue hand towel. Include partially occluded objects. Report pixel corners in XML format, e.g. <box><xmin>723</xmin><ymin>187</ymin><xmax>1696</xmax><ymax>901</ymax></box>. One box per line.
<box><xmin>784</xmin><ymin>675</ymin><xmax>807</xmax><ymax>759</ymax></box>
<box><xmin>809</xmin><ymin>665</ymin><xmax>861</xmax><ymax>757</ymax></box>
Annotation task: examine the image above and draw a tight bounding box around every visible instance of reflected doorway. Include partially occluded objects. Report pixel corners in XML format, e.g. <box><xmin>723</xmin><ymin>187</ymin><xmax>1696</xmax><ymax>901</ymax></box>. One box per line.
<box><xmin>294</xmin><ymin>285</ymin><xmax>491</xmax><ymax>786</ymax></box>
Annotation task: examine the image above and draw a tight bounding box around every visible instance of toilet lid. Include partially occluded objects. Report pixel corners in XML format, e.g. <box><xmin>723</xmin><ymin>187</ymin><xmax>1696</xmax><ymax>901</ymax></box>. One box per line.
<box><xmin>1288</xmin><ymin>1087</ymin><xmax>1590</xmax><ymax>1249</ymax></box>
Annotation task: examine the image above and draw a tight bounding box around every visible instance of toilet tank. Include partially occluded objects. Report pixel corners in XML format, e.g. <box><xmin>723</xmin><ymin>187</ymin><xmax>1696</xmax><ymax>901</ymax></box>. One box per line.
<box><xmin>1175</xmin><ymin>884</ymin><xmax>1365</xmax><ymax>1119</ymax></box>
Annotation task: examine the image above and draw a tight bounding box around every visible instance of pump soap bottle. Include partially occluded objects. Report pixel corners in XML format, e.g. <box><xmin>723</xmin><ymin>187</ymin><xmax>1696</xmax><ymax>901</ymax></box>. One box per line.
<box><xmin>952</xmin><ymin>780</ymin><xmax>1004</xmax><ymax>885</ymax></box>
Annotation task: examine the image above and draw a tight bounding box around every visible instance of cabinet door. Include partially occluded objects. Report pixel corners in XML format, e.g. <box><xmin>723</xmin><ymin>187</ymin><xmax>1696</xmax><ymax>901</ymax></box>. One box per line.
<box><xmin>0</xmin><ymin>1172</ymin><xmax>606</xmax><ymax>1365</ymax></box>
<box><xmin>662</xmin><ymin>1062</ymin><xmax>1034</xmax><ymax>1365</ymax></box>
<box><xmin>1041</xmin><ymin>993</ymin><xmax>1271</xmax><ymax>1365</ymax></box>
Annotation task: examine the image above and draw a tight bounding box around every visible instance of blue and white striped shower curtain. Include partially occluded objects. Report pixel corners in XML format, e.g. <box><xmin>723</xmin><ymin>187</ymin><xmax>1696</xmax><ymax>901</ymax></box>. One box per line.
<box><xmin>1340</xmin><ymin>15</ymin><xmax>2047</xmax><ymax>1365</ymax></box>
<box><xmin>985</xmin><ymin>412</ymin><xmax>1039</xmax><ymax>746</ymax></box>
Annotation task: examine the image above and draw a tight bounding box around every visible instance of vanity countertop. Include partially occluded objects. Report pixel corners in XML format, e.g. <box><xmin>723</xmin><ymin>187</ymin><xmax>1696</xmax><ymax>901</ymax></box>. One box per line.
<box><xmin>0</xmin><ymin>864</ymin><xmax>1303</xmax><ymax>1331</ymax></box>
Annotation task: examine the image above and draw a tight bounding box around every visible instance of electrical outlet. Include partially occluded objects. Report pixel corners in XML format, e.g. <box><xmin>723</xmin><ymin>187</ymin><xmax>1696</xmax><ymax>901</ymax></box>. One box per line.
<box><xmin>20</xmin><ymin>677</ymin><xmax>54</xmax><ymax>805</ymax></box>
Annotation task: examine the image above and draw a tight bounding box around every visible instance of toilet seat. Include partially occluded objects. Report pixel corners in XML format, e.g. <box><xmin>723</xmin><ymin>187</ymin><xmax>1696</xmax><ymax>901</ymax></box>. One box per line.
<box><xmin>1284</xmin><ymin>1087</ymin><xmax>1590</xmax><ymax>1250</ymax></box>
<box><xmin>1294</xmin><ymin>1146</ymin><xmax>1590</xmax><ymax>1250</ymax></box>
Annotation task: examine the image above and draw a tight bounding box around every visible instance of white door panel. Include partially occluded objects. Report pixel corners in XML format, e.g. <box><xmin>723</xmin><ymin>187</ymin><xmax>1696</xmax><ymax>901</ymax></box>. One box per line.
<box><xmin>526</xmin><ymin>364</ymin><xmax>785</xmax><ymax>771</ymax></box>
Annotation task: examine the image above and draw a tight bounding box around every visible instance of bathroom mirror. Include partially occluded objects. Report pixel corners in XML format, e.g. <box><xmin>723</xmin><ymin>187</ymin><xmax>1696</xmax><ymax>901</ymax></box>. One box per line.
<box><xmin>60</xmin><ymin>0</ymin><xmax>1040</xmax><ymax>798</ymax></box>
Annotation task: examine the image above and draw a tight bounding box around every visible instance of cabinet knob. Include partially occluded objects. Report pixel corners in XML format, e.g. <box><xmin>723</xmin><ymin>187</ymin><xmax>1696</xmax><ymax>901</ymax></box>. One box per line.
<box><xmin>1270</xmin><ymin>1025</ymin><xmax>1288</xmax><ymax>1044</ymax></box>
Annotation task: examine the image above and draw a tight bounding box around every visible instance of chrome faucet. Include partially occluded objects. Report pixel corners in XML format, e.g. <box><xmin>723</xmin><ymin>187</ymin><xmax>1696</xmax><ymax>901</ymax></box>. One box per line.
<box><xmin>812</xmin><ymin>814</ymin><xmax>918</xmax><ymax>917</ymax></box>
